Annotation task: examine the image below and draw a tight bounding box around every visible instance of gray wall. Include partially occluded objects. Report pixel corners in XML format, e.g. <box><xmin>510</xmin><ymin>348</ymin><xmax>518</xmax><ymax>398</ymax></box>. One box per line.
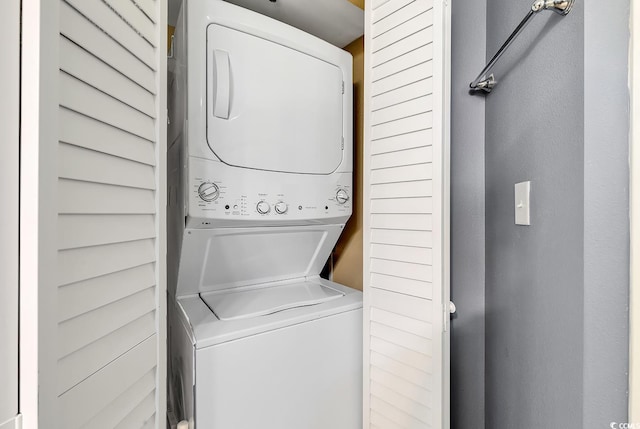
<box><xmin>485</xmin><ymin>0</ymin><xmax>585</xmax><ymax>427</ymax></box>
<box><xmin>450</xmin><ymin>0</ymin><xmax>486</xmax><ymax>428</ymax></box>
<box><xmin>480</xmin><ymin>0</ymin><xmax>630</xmax><ymax>428</ymax></box>
<box><xmin>583</xmin><ymin>1</ymin><xmax>630</xmax><ymax>427</ymax></box>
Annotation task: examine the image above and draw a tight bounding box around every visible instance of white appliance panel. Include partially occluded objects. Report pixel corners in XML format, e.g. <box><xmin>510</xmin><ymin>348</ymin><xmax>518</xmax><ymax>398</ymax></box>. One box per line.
<box><xmin>186</xmin><ymin>157</ymin><xmax>352</xmax><ymax>228</ymax></box>
<box><xmin>201</xmin><ymin>281</ymin><xmax>344</xmax><ymax>320</ymax></box>
<box><xmin>216</xmin><ymin>0</ymin><xmax>363</xmax><ymax>48</ymax></box>
<box><xmin>176</xmin><ymin>225</ymin><xmax>343</xmax><ymax>296</ymax></box>
<box><xmin>207</xmin><ymin>24</ymin><xmax>344</xmax><ymax>174</ymax></box>
<box><xmin>184</xmin><ymin>0</ymin><xmax>353</xmax><ymax>174</ymax></box>
<box><xmin>195</xmin><ymin>308</ymin><xmax>363</xmax><ymax>429</ymax></box>
<box><xmin>169</xmin><ymin>0</ymin><xmax>364</xmax><ymax>49</ymax></box>
<box><xmin>176</xmin><ymin>279</ymin><xmax>363</xmax><ymax>348</ymax></box>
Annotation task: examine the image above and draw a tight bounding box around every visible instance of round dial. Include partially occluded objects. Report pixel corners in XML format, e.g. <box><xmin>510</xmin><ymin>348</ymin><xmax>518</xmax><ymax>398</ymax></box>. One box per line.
<box><xmin>198</xmin><ymin>182</ymin><xmax>219</xmax><ymax>202</ymax></box>
<box><xmin>335</xmin><ymin>189</ymin><xmax>350</xmax><ymax>205</ymax></box>
<box><xmin>275</xmin><ymin>202</ymin><xmax>288</xmax><ymax>214</ymax></box>
<box><xmin>256</xmin><ymin>201</ymin><xmax>271</xmax><ymax>214</ymax></box>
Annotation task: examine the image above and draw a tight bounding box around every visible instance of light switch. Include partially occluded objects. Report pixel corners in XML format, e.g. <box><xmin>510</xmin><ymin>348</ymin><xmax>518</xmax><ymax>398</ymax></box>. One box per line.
<box><xmin>515</xmin><ymin>181</ymin><xmax>531</xmax><ymax>226</ymax></box>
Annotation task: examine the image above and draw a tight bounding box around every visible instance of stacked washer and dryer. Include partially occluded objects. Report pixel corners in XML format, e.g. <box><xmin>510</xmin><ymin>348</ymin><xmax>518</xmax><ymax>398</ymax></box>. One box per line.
<box><xmin>168</xmin><ymin>1</ymin><xmax>363</xmax><ymax>427</ymax></box>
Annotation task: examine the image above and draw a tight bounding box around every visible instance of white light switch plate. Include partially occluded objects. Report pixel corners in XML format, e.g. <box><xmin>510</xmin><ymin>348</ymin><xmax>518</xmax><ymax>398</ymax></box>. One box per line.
<box><xmin>515</xmin><ymin>181</ymin><xmax>531</xmax><ymax>226</ymax></box>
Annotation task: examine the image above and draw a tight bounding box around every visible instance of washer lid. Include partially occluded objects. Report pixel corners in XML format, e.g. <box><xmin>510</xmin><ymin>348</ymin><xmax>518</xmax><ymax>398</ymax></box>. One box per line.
<box><xmin>176</xmin><ymin>279</ymin><xmax>363</xmax><ymax>348</ymax></box>
<box><xmin>201</xmin><ymin>281</ymin><xmax>344</xmax><ymax>321</ymax></box>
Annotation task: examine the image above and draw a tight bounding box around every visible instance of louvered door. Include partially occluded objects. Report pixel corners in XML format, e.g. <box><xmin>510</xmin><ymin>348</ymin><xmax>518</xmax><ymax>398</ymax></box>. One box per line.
<box><xmin>21</xmin><ymin>0</ymin><xmax>166</xmax><ymax>427</ymax></box>
<box><xmin>363</xmin><ymin>0</ymin><xmax>450</xmax><ymax>428</ymax></box>
<box><xmin>57</xmin><ymin>1</ymin><xmax>166</xmax><ymax>427</ymax></box>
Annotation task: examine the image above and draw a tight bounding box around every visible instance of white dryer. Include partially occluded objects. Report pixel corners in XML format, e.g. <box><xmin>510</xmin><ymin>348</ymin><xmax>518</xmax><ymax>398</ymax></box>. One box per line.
<box><xmin>168</xmin><ymin>1</ymin><xmax>362</xmax><ymax>428</ymax></box>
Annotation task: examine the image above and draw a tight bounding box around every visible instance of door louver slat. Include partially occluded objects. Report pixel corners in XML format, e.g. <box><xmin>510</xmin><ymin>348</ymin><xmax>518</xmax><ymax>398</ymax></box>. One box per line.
<box><xmin>58</xmin><ymin>143</ymin><xmax>156</xmax><ymax>190</ymax></box>
<box><xmin>372</xmin><ymin>0</ymin><xmax>433</xmax><ymax>37</ymax></box>
<box><xmin>103</xmin><ymin>0</ymin><xmax>157</xmax><ymax>46</ymax></box>
<box><xmin>59</xmin><ymin>108</ymin><xmax>156</xmax><ymax>166</ymax></box>
<box><xmin>57</xmin><ymin>312</ymin><xmax>155</xmax><ymax>394</ymax></box>
<box><xmin>79</xmin><ymin>369</ymin><xmax>156</xmax><ymax>429</ymax></box>
<box><xmin>58</xmin><ymin>336</ymin><xmax>157</xmax><ymax>428</ymax></box>
<box><xmin>64</xmin><ymin>0</ymin><xmax>156</xmax><ymax>69</ymax></box>
<box><xmin>59</xmin><ymin>72</ymin><xmax>155</xmax><ymax>141</ymax></box>
<box><xmin>57</xmin><ymin>264</ymin><xmax>156</xmax><ymax>322</ymax></box>
<box><xmin>132</xmin><ymin>0</ymin><xmax>157</xmax><ymax>23</ymax></box>
<box><xmin>59</xmin><ymin>2</ymin><xmax>156</xmax><ymax>92</ymax></box>
<box><xmin>59</xmin><ymin>36</ymin><xmax>155</xmax><ymax>116</ymax></box>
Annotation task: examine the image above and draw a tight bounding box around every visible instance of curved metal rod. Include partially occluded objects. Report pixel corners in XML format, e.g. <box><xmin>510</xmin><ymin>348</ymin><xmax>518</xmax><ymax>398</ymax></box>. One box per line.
<box><xmin>470</xmin><ymin>0</ymin><xmax>575</xmax><ymax>93</ymax></box>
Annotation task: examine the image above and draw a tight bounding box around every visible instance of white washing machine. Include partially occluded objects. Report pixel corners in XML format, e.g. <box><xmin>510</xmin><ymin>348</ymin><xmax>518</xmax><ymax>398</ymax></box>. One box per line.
<box><xmin>168</xmin><ymin>1</ymin><xmax>362</xmax><ymax>428</ymax></box>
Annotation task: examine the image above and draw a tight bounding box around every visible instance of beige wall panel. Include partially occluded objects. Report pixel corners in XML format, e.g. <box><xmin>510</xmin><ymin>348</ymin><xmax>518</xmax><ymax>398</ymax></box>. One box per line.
<box><xmin>334</xmin><ymin>36</ymin><xmax>364</xmax><ymax>291</ymax></box>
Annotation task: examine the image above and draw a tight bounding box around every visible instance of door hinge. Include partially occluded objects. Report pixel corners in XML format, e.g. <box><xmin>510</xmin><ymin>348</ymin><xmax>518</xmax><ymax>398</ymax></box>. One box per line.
<box><xmin>341</xmin><ymin>137</ymin><xmax>344</xmax><ymax>149</ymax></box>
<box><xmin>342</xmin><ymin>81</ymin><xmax>345</xmax><ymax>94</ymax></box>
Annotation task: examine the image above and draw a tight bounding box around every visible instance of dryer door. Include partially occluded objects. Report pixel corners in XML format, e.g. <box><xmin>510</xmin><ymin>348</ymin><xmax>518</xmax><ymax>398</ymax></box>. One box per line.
<box><xmin>206</xmin><ymin>24</ymin><xmax>344</xmax><ymax>175</ymax></box>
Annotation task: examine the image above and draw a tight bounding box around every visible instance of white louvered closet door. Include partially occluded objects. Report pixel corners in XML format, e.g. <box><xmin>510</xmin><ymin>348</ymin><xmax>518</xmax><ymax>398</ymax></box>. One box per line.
<box><xmin>21</xmin><ymin>0</ymin><xmax>166</xmax><ymax>427</ymax></box>
<box><xmin>57</xmin><ymin>0</ymin><xmax>167</xmax><ymax>427</ymax></box>
<box><xmin>363</xmin><ymin>0</ymin><xmax>451</xmax><ymax>428</ymax></box>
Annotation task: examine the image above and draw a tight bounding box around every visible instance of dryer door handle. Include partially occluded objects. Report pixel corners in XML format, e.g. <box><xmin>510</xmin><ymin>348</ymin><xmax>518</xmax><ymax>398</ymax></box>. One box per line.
<box><xmin>213</xmin><ymin>49</ymin><xmax>231</xmax><ymax>119</ymax></box>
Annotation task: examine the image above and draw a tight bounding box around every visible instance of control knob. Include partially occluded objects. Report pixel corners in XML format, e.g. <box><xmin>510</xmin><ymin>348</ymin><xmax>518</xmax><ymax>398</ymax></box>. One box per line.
<box><xmin>198</xmin><ymin>182</ymin><xmax>219</xmax><ymax>202</ymax></box>
<box><xmin>335</xmin><ymin>189</ymin><xmax>349</xmax><ymax>205</ymax></box>
<box><xmin>275</xmin><ymin>202</ymin><xmax>288</xmax><ymax>214</ymax></box>
<box><xmin>256</xmin><ymin>201</ymin><xmax>271</xmax><ymax>214</ymax></box>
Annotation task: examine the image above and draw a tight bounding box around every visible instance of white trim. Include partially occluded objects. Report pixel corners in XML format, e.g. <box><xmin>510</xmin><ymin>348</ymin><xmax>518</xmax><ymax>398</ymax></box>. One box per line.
<box><xmin>0</xmin><ymin>415</ymin><xmax>22</xmax><ymax>429</ymax></box>
<box><xmin>630</xmin><ymin>0</ymin><xmax>640</xmax><ymax>421</ymax></box>
<box><xmin>362</xmin><ymin>2</ymin><xmax>371</xmax><ymax>425</ymax></box>
<box><xmin>19</xmin><ymin>0</ymin><xmax>59</xmax><ymax>427</ymax></box>
<box><xmin>0</xmin><ymin>0</ymin><xmax>20</xmax><ymax>422</ymax></box>
<box><xmin>155</xmin><ymin>1</ymin><xmax>169</xmax><ymax>427</ymax></box>
<box><xmin>432</xmin><ymin>1</ymin><xmax>451</xmax><ymax>426</ymax></box>
<box><xmin>441</xmin><ymin>0</ymin><xmax>452</xmax><ymax>425</ymax></box>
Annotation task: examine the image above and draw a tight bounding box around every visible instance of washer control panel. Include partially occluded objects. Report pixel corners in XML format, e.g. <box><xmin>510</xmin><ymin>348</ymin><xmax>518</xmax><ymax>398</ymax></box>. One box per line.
<box><xmin>188</xmin><ymin>158</ymin><xmax>352</xmax><ymax>226</ymax></box>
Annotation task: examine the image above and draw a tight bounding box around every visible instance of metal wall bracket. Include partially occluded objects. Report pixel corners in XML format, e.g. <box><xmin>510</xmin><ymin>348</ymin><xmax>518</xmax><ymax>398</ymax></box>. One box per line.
<box><xmin>473</xmin><ymin>74</ymin><xmax>497</xmax><ymax>93</ymax></box>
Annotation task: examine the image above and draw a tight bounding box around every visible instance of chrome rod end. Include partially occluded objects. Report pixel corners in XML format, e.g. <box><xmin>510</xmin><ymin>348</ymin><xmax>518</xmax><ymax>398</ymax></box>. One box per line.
<box><xmin>548</xmin><ymin>0</ymin><xmax>575</xmax><ymax>15</ymax></box>
<box><xmin>470</xmin><ymin>74</ymin><xmax>497</xmax><ymax>93</ymax></box>
<box><xmin>533</xmin><ymin>0</ymin><xmax>575</xmax><ymax>15</ymax></box>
